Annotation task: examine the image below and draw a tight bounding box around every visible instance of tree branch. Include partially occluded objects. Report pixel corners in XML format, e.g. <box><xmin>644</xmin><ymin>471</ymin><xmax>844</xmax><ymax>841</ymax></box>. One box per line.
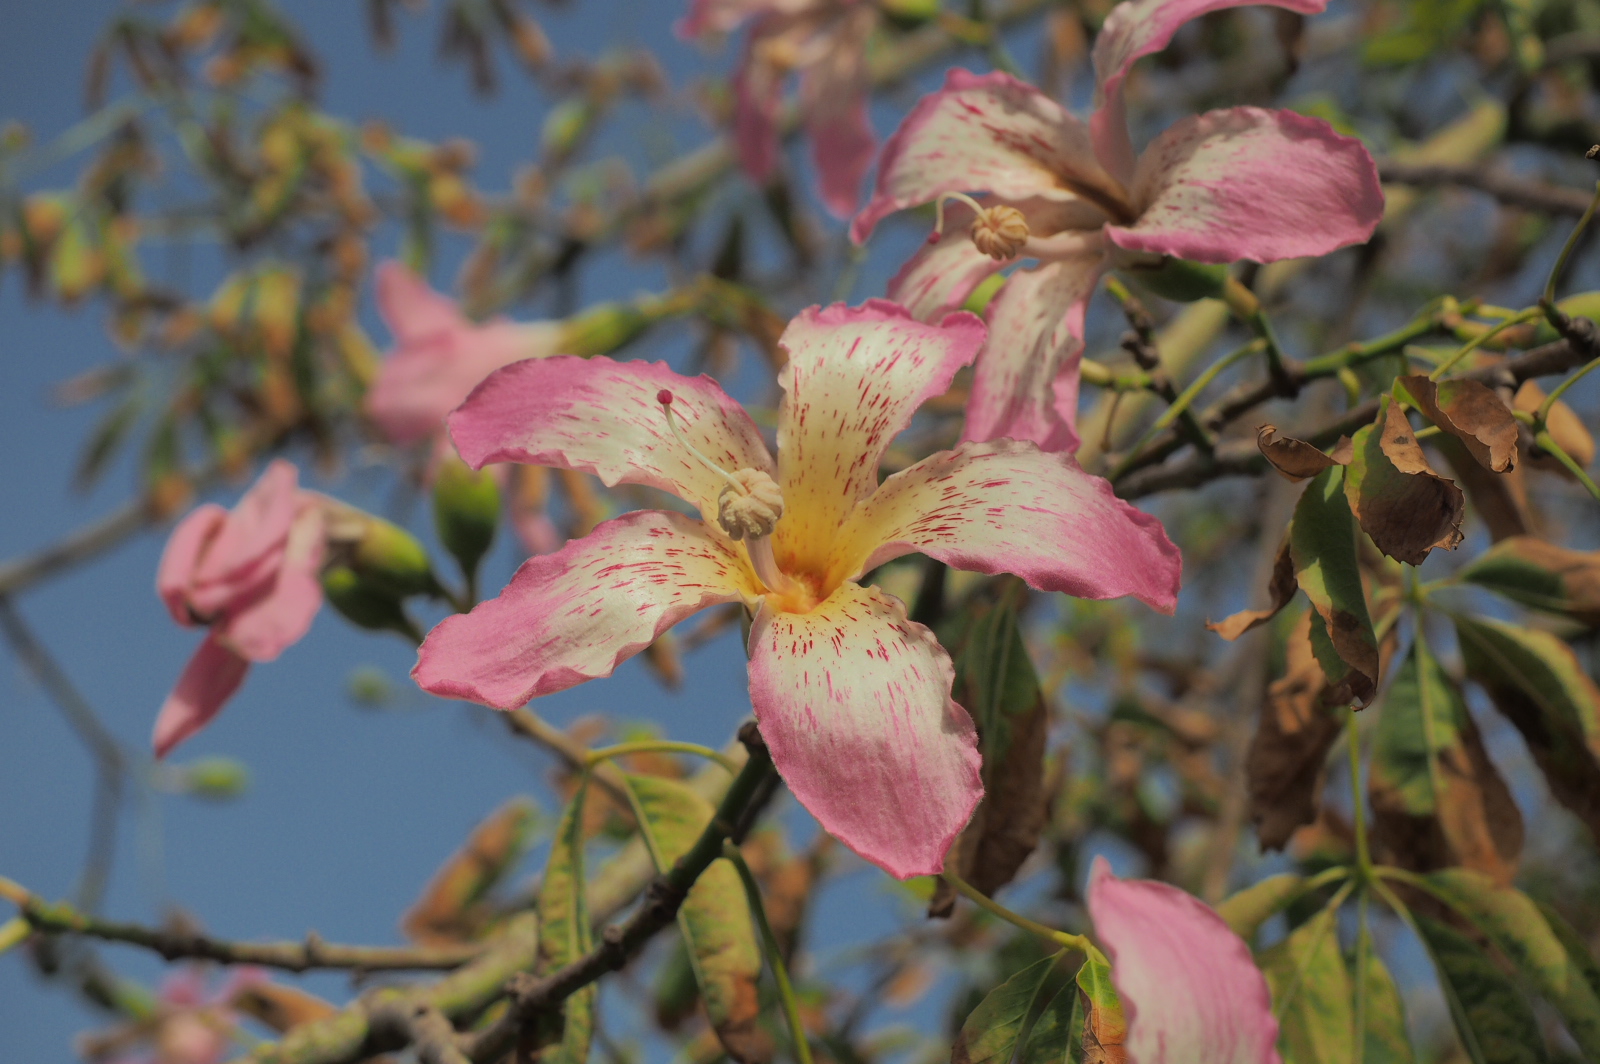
<box><xmin>3</xmin><ymin>885</ymin><xmax>482</xmax><ymax>973</ymax></box>
<box><xmin>1377</xmin><ymin>160</ymin><xmax>1595</xmax><ymax>215</ymax></box>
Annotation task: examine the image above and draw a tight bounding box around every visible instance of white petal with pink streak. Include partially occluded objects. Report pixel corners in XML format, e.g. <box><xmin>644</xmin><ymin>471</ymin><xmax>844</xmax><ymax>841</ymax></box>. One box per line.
<box><xmin>830</xmin><ymin>439</ymin><xmax>1180</xmax><ymax>612</ymax></box>
<box><xmin>746</xmin><ymin>582</ymin><xmax>981</xmax><ymax>879</ymax></box>
<box><xmin>414</xmin><ymin>511</ymin><xmax>759</xmax><ymax>709</ymax></box>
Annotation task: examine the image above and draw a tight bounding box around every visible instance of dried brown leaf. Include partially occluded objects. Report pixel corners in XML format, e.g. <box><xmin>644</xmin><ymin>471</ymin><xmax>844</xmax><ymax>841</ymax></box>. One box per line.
<box><xmin>1247</xmin><ymin>612</ymin><xmax>1346</xmax><ymax>851</ymax></box>
<box><xmin>1208</xmin><ymin>538</ymin><xmax>1296</xmax><ymax>640</ymax></box>
<box><xmin>1399</xmin><ymin>374</ymin><xmax>1519</xmax><ymax>472</ymax></box>
<box><xmin>1346</xmin><ymin>403</ymin><xmax>1464</xmax><ymax>565</ymax></box>
<box><xmin>1515</xmin><ymin>379</ymin><xmax>1596</xmax><ymax>475</ymax></box>
<box><xmin>1257</xmin><ymin>425</ymin><xmax>1345</xmax><ymax>482</ymax></box>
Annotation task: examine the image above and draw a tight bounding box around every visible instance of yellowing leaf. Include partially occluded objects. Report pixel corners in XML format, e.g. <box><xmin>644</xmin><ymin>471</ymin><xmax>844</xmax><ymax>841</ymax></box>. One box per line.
<box><xmin>1289</xmin><ymin>467</ymin><xmax>1379</xmax><ymax>705</ymax></box>
<box><xmin>1345</xmin><ymin>403</ymin><xmax>1464</xmax><ymax>566</ymax></box>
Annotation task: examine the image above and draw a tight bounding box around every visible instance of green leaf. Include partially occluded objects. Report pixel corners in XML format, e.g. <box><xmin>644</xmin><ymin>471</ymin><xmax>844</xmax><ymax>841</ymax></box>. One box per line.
<box><xmin>1536</xmin><ymin>901</ymin><xmax>1600</xmax><ymax>1002</ymax></box>
<box><xmin>1458</xmin><ymin>537</ymin><xmax>1600</xmax><ymax>627</ymax></box>
<box><xmin>1072</xmin><ymin>949</ymin><xmax>1126</xmax><ymax>1064</ymax></box>
<box><xmin>1016</xmin><ymin>976</ymin><xmax>1077</xmax><ymax>1064</ymax></box>
<box><xmin>625</xmin><ymin>774</ymin><xmax>767</xmax><ymax>1064</ymax></box>
<box><xmin>1289</xmin><ymin>467</ymin><xmax>1379</xmax><ymax>705</ymax></box>
<box><xmin>1423</xmin><ymin>870</ymin><xmax>1600</xmax><ymax>1059</ymax></box>
<box><xmin>1455</xmin><ymin>615</ymin><xmax>1600</xmax><ymax>838</ymax></box>
<box><xmin>1260</xmin><ymin>907</ymin><xmax>1352</xmax><ymax>1064</ymax></box>
<box><xmin>535</xmin><ymin>781</ymin><xmax>594</xmax><ymax>1064</ymax></box>
<box><xmin>1357</xmin><ymin>948</ymin><xmax>1414</xmax><ymax>1064</ymax></box>
<box><xmin>951</xmin><ymin>590</ymin><xmax>1042</xmax><ymax>765</ymax></box>
<box><xmin>73</xmin><ymin>392</ymin><xmax>141</xmax><ymax>491</ymax></box>
<box><xmin>1368</xmin><ymin>637</ymin><xmax>1522</xmax><ymax>879</ymax></box>
<box><xmin>1415</xmin><ymin>914</ymin><xmax>1548</xmax><ymax>1064</ymax></box>
<box><xmin>1216</xmin><ymin>875</ymin><xmax>1306</xmax><ymax>941</ymax></box>
<box><xmin>952</xmin><ymin>952</ymin><xmax>1068</xmax><ymax>1064</ymax></box>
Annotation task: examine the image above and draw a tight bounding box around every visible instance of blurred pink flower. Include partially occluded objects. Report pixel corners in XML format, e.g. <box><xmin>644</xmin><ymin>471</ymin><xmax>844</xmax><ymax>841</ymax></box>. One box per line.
<box><xmin>852</xmin><ymin>0</ymin><xmax>1384</xmax><ymax>452</ymax></box>
<box><xmin>413</xmin><ymin>301</ymin><xmax>1180</xmax><ymax>878</ymax></box>
<box><xmin>99</xmin><ymin>966</ymin><xmax>265</xmax><ymax>1064</ymax></box>
<box><xmin>367</xmin><ymin>260</ymin><xmax>566</xmax><ymax>555</ymax></box>
<box><xmin>1087</xmin><ymin>857</ymin><xmax>1281</xmax><ymax>1064</ymax></box>
<box><xmin>367</xmin><ymin>261</ymin><xmax>567</xmax><ymax>448</ymax></box>
<box><xmin>153</xmin><ymin>460</ymin><xmax>325</xmax><ymax>758</ymax></box>
<box><xmin>678</xmin><ymin>0</ymin><xmax>876</xmax><ymax>217</ymax></box>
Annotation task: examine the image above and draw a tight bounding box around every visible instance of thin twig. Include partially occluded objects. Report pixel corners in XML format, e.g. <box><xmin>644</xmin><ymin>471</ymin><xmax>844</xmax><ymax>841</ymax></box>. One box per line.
<box><xmin>1377</xmin><ymin>160</ymin><xmax>1595</xmax><ymax>215</ymax></box>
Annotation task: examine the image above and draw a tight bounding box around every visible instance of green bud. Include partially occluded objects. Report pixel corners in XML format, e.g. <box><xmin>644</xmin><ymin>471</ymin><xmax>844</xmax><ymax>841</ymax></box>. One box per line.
<box><xmin>962</xmin><ymin>273</ymin><xmax>1006</xmax><ymax>316</ymax></box>
<box><xmin>348</xmin><ymin>517</ymin><xmax>437</xmax><ymax>598</ymax></box>
<box><xmin>559</xmin><ymin>300</ymin><xmax>652</xmax><ymax>358</ymax></box>
<box><xmin>181</xmin><ymin>756</ymin><xmax>251</xmax><ymax>800</ymax></box>
<box><xmin>322</xmin><ymin>565</ymin><xmax>420</xmax><ymax>639</ymax></box>
<box><xmin>880</xmin><ymin>0</ymin><xmax>940</xmax><ymax>28</ymax></box>
<box><xmin>347</xmin><ymin>666</ymin><xmax>398</xmax><ymax>708</ymax></box>
<box><xmin>433</xmin><ymin>455</ymin><xmax>500</xmax><ymax>581</ymax></box>
<box><xmin>541</xmin><ymin>99</ymin><xmax>595</xmax><ymax>160</ymax></box>
<box><xmin>1122</xmin><ymin>256</ymin><xmax>1230</xmax><ymax>303</ymax></box>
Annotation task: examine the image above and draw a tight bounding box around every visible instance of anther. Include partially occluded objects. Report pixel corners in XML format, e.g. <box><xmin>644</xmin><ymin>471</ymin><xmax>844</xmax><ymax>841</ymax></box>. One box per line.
<box><xmin>933</xmin><ymin>192</ymin><xmax>1030</xmax><ymax>261</ymax></box>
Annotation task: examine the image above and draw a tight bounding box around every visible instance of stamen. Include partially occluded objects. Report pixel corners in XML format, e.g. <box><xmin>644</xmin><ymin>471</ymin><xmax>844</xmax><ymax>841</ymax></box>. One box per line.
<box><xmin>658</xmin><ymin>390</ymin><xmax>747</xmax><ymax>497</ymax></box>
<box><xmin>931</xmin><ymin>192</ymin><xmax>1031</xmax><ymax>260</ymax></box>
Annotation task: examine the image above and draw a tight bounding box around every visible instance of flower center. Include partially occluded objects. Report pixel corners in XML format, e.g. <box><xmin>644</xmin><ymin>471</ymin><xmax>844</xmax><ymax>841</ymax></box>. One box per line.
<box><xmin>658</xmin><ymin>390</ymin><xmax>794</xmax><ymax>595</ymax></box>
<box><xmin>932</xmin><ymin>192</ymin><xmax>1031</xmax><ymax>261</ymax></box>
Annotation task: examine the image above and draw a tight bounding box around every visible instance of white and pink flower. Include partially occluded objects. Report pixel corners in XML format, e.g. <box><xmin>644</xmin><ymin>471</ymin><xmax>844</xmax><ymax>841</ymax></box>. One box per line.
<box><xmin>412</xmin><ymin>301</ymin><xmax>1180</xmax><ymax>878</ymax></box>
<box><xmin>851</xmin><ymin>0</ymin><xmax>1385</xmax><ymax>453</ymax></box>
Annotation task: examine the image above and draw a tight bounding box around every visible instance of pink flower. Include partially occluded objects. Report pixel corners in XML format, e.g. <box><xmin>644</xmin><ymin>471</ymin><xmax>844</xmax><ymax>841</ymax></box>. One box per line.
<box><xmin>1087</xmin><ymin>857</ymin><xmax>1281</xmax><ymax>1064</ymax></box>
<box><xmin>100</xmin><ymin>966</ymin><xmax>265</xmax><ymax>1064</ymax></box>
<box><xmin>368</xmin><ymin>260</ymin><xmax>568</xmax><ymax>554</ymax></box>
<box><xmin>153</xmin><ymin>460</ymin><xmax>325</xmax><ymax>758</ymax></box>
<box><xmin>678</xmin><ymin>0</ymin><xmax>876</xmax><ymax>217</ymax></box>
<box><xmin>413</xmin><ymin>301</ymin><xmax>1180</xmax><ymax>878</ymax></box>
<box><xmin>851</xmin><ymin>0</ymin><xmax>1384</xmax><ymax>452</ymax></box>
<box><xmin>367</xmin><ymin>261</ymin><xmax>567</xmax><ymax>448</ymax></box>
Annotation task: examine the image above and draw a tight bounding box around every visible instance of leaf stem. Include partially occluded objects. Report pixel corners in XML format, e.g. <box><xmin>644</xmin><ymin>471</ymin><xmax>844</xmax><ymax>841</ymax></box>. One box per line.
<box><xmin>724</xmin><ymin>843</ymin><xmax>814</xmax><ymax>1064</ymax></box>
<box><xmin>1535</xmin><ymin>430</ymin><xmax>1600</xmax><ymax>501</ymax></box>
<box><xmin>1348</xmin><ymin>708</ymin><xmax>1374</xmax><ymax>885</ymax></box>
<box><xmin>1543</xmin><ymin>180</ymin><xmax>1600</xmax><ymax>305</ymax></box>
<box><xmin>587</xmin><ymin>741</ymin><xmax>740</xmax><ymax>775</ymax></box>
<box><xmin>939</xmin><ymin>870</ymin><xmax>1090</xmax><ymax>952</ymax></box>
<box><xmin>1109</xmin><ymin>339</ymin><xmax>1263</xmax><ymax>481</ymax></box>
<box><xmin>1429</xmin><ymin>308</ymin><xmax>1543</xmax><ymax>380</ymax></box>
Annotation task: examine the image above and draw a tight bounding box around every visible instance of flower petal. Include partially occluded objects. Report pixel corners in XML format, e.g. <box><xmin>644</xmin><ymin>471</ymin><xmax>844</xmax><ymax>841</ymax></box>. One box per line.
<box><xmin>1090</xmin><ymin>0</ymin><xmax>1326</xmax><ymax>183</ymax></box>
<box><xmin>153</xmin><ymin>633</ymin><xmax>251</xmax><ymax>759</ymax></box>
<box><xmin>1105</xmin><ymin>107</ymin><xmax>1383</xmax><ymax>264</ymax></box>
<box><xmin>1087</xmin><ymin>857</ymin><xmax>1282</xmax><ymax>1064</ymax></box>
<box><xmin>747</xmin><ymin>582</ymin><xmax>981</xmax><ymax>878</ymax></box>
<box><xmin>218</xmin><ymin>505</ymin><xmax>325</xmax><ymax>662</ymax></box>
<box><xmin>414</xmin><ymin>511</ymin><xmax>757</xmax><ymax>709</ymax></box>
<box><xmin>771</xmin><ymin>301</ymin><xmax>985</xmax><ymax>576</ymax></box>
<box><xmin>964</xmin><ymin>251</ymin><xmax>1104</xmax><ymax>452</ymax></box>
<box><xmin>800</xmin><ymin>9</ymin><xmax>875</xmax><ymax>217</ymax></box>
<box><xmin>829</xmin><ymin>439</ymin><xmax>1181</xmax><ymax>612</ymax></box>
<box><xmin>188</xmin><ymin>460</ymin><xmax>303</xmax><ymax>615</ymax></box>
<box><xmin>447</xmin><ymin>356</ymin><xmax>775</xmax><ymax>522</ymax></box>
<box><xmin>375</xmin><ymin>260</ymin><xmax>466</xmax><ymax>345</ymax></box>
<box><xmin>733</xmin><ymin>40</ymin><xmax>784</xmax><ymax>184</ymax></box>
<box><xmin>851</xmin><ymin>69</ymin><xmax>1124</xmax><ymax>244</ymax></box>
<box><xmin>369</xmin><ymin>316</ymin><xmax>565</xmax><ymax>447</ymax></box>
<box><xmin>157</xmin><ymin>503</ymin><xmax>227</xmax><ymax>626</ymax></box>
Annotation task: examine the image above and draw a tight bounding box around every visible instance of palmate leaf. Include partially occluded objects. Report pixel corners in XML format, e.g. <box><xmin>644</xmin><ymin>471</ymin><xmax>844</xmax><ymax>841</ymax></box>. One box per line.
<box><xmin>1415</xmin><ymin>914</ymin><xmax>1548</xmax><ymax>1064</ymax></box>
<box><xmin>624</xmin><ymin>773</ymin><xmax>768</xmax><ymax>1064</ymax></box>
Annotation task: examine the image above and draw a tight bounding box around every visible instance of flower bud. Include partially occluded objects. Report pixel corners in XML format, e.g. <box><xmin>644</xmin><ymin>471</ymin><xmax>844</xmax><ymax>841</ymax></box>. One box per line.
<box><xmin>321</xmin><ymin>565</ymin><xmax>421</xmax><ymax>639</ymax></box>
<box><xmin>1117</xmin><ymin>253</ymin><xmax>1230</xmax><ymax>303</ymax></box>
<box><xmin>179</xmin><ymin>757</ymin><xmax>251</xmax><ymax>801</ymax></box>
<box><xmin>558</xmin><ymin>300</ymin><xmax>651</xmax><ymax>357</ymax></box>
<box><xmin>433</xmin><ymin>454</ymin><xmax>501</xmax><ymax>580</ymax></box>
